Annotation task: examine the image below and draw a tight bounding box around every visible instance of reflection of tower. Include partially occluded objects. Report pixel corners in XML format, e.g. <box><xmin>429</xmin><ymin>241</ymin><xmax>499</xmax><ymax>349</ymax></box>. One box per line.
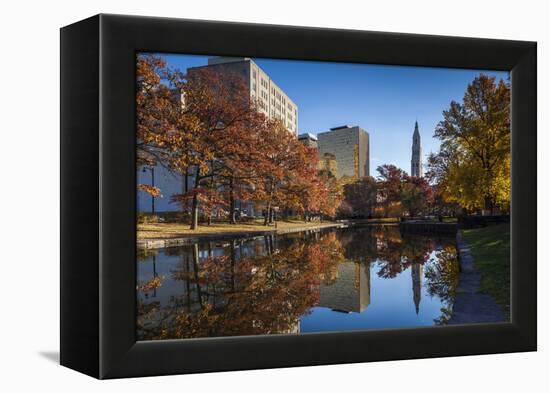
<box><xmin>411</xmin><ymin>264</ymin><xmax>423</xmax><ymax>314</ymax></box>
<box><xmin>319</xmin><ymin>262</ymin><xmax>371</xmax><ymax>313</ymax></box>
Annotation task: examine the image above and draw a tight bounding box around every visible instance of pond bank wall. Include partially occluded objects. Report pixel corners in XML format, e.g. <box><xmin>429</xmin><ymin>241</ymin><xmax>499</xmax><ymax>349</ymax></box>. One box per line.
<box><xmin>399</xmin><ymin>221</ymin><xmax>457</xmax><ymax>235</ymax></box>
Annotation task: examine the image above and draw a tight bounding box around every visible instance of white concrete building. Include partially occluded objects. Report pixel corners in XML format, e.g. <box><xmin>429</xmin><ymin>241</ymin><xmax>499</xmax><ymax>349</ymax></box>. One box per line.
<box><xmin>188</xmin><ymin>57</ymin><xmax>299</xmax><ymax>135</ymax></box>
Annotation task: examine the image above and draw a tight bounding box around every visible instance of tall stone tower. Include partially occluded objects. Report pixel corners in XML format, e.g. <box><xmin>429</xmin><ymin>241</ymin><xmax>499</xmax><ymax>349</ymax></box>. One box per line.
<box><xmin>411</xmin><ymin>121</ymin><xmax>422</xmax><ymax>177</ymax></box>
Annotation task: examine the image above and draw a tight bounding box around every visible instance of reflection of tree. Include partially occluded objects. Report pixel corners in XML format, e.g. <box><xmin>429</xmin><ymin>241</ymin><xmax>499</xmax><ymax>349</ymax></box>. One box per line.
<box><xmin>137</xmin><ymin>232</ymin><xmax>345</xmax><ymax>340</ymax></box>
<box><xmin>138</xmin><ymin>276</ymin><xmax>163</xmax><ymax>292</ymax></box>
<box><xmin>137</xmin><ymin>252</ymin><xmax>162</xmax><ymax>299</ymax></box>
<box><xmin>424</xmin><ymin>246</ymin><xmax>460</xmax><ymax>303</ymax></box>
<box><xmin>370</xmin><ymin>229</ymin><xmax>459</xmax><ymax>317</ymax></box>
<box><xmin>433</xmin><ymin>306</ymin><xmax>453</xmax><ymax>325</ymax></box>
<box><xmin>338</xmin><ymin>227</ymin><xmax>378</xmax><ymax>263</ymax></box>
<box><xmin>424</xmin><ymin>245</ymin><xmax>459</xmax><ymax>325</ymax></box>
<box><xmin>372</xmin><ymin>226</ymin><xmax>436</xmax><ymax>279</ymax></box>
<box><xmin>137</xmin><ymin>248</ymin><xmax>159</xmax><ymax>262</ymax></box>
<box><xmin>137</xmin><ymin>226</ymin><xmax>461</xmax><ymax>338</ymax></box>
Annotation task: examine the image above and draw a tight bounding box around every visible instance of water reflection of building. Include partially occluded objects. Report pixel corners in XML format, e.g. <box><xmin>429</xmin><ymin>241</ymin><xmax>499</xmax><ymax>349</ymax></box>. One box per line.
<box><xmin>411</xmin><ymin>264</ymin><xmax>423</xmax><ymax>314</ymax></box>
<box><xmin>319</xmin><ymin>262</ymin><xmax>370</xmax><ymax>313</ymax></box>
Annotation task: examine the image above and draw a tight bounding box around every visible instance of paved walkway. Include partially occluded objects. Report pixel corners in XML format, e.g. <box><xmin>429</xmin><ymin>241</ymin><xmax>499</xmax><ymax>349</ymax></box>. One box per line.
<box><xmin>137</xmin><ymin>222</ymin><xmax>345</xmax><ymax>249</ymax></box>
<box><xmin>448</xmin><ymin>231</ymin><xmax>505</xmax><ymax>324</ymax></box>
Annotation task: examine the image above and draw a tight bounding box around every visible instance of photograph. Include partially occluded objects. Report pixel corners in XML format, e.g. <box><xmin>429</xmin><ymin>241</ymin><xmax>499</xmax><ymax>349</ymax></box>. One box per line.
<box><xmin>0</xmin><ymin>0</ymin><xmax>542</xmax><ymax>388</ymax></box>
<box><xmin>136</xmin><ymin>53</ymin><xmax>511</xmax><ymax>341</ymax></box>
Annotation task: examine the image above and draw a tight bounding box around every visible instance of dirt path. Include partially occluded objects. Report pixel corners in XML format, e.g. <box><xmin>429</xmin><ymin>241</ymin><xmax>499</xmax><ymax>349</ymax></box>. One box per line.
<box><xmin>448</xmin><ymin>231</ymin><xmax>506</xmax><ymax>324</ymax></box>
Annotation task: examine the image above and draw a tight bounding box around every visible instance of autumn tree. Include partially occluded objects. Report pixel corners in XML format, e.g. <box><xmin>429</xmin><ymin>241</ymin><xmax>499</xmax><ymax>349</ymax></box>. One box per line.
<box><xmin>400</xmin><ymin>176</ymin><xmax>434</xmax><ymax>217</ymax></box>
<box><xmin>136</xmin><ymin>54</ymin><xmax>179</xmax><ymax>201</ymax></box>
<box><xmin>136</xmin><ymin>54</ymin><xmax>173</xmax><ymax>167</ymax></box>
<box><xmin>429</xmin><ymin>74</ymin><xmax>510</xmax><ymax>213</ymax></box>
<box><xmin>316</xmin><ymin>172</ymin><xmax>344</xmax><ymax>219</ymax></box>
<box><xmin>376</xmin><ymin>164</ymin><xmax>407</xmax><ymax>217</ymax></box>
<box><xmin>340</xmin><ymin>176</ymin><xmax>378</xmax><ymax>218</ymax></box>
<box><xmin>255</xmin><ymin>120</ymin><xmax>307</xmax><ymax>225</ymax></box>
<box><xmin>168</xmin><ymin>68</ymin><xmax>260</xmax><ymax>229</ymax></box>
<box><xmin>278</xmin><ymin>144</ymin><xmax>342</xmax><ymax>221</ymax></box>
<box><xmin>136</xmin><ymin>54</ymin><xmax>346</xmax><ymax>228</ymax></box>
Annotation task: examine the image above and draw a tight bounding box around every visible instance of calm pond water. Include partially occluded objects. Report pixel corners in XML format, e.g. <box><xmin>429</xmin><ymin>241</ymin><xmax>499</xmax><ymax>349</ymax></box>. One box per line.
<box><xmin>137</xmin><ymin>225</ymin><xmax>459</xmax><ymax>341</ymax></box>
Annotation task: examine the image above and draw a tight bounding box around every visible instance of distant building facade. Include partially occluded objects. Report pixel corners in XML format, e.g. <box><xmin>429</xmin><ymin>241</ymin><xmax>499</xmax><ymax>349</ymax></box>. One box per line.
<box><xmin>188</xmin><ymin>57</ymin><xmax>299</xmax><ymax>135</ymax></box>
<box><xmin>137</xmin><ymin>166</ymin><xmax>190</xmax><ymax>214</ymax></box>
<box><xmin>318</xmin><ymin>152</ymin><xmax>338</xmax><ymax>178</ymax></box>
<box><xmin>298</xmin><ymin>132</ymin><xmax>318</xmax><ymax>149</ymax></box>
<box><xmin>411</xmin><ymin>121</ymin><xmax>423</xmax><ymax>177</ymax></box>
<box><xmin>317</xmin><ymin>125</ymin><xmax>370</xmax><ymax>179</ymax></box>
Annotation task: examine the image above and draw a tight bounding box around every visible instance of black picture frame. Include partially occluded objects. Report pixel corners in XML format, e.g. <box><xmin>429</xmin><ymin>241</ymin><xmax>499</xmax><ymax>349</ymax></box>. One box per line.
<box><xmin>60</xmin><ymin>14</ymin><xmax>537</xmax><ymax>379</ymax></box>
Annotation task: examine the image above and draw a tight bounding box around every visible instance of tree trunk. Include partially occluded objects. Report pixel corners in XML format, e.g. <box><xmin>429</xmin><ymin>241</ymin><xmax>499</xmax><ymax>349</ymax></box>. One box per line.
<box><xmin>264</xmin><ymin>201</ymin><xmax>271</xmax><ymax>226</ymax></box>
<box><xmin>229</xmin><ymin>177</ymin><xmax>236</xmax><ymax>224</ymax></box>
<box><xmin>192</xmin><ymin>243</ymin><xmax>203</xmax><ymax>308</ymax></box>
<box><xmin>230</xmin><ymin>240</ymin><xmax>236</xmax><ymax>292</ymax></box>
<box><xmin>483</xmin><ymin>195</ymin><xmax>495</xmax><ymax>216</ymax></box>
<box><xmin>184</xmin><ymin>254</ymin><xmax>191</xmax><ymax>312</ymax></box>
<box><xmin>269</xmin><ymin>206</ymin><xmax>275</xmax><ymax>225</ymax></box>
<box><xmin>183</xmin><ymin>167</ymin><xmax>189</xmax><ymax>224</ymax></box>
<box><xmin>264</xmin><ymin>183</ymin><xmax>273</xmax><ymax>226</ymax></box>
<box><xmin>190</xmin><ymin>173</ymin><xmax>200</xmax><ymax>230</ymax></box>
<box><xmin>191</xmin><ymin>195</ymin><xmax>199</xmax><ymax>229</ymax></box>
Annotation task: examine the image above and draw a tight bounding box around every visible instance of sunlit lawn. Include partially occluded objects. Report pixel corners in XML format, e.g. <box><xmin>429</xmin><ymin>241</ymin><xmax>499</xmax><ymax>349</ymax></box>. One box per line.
<box><xmin>462</xmin><ymin>223</ymin><xmax>510</xmax><ymax>317</ymax></box>
<box><xmin>138</xmin><ymin>219</ymin><xmax>338</xmax><ymax>239</ymax></box>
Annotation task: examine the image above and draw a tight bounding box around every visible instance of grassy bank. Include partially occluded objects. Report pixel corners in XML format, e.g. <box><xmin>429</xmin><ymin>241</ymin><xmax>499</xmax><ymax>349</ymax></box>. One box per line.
<box><xmin>138</xmin><ymin>219</ymin><xmax>338</xmax><ymax>240</ymax></box>
<box><xmin>462</xmin><ymin>223</ymin><xmax>510</xmax><ymax>317</ymax></box>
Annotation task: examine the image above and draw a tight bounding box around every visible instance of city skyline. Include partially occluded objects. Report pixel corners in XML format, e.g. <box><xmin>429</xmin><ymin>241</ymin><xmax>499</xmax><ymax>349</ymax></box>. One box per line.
<box><xmin>157</xmin><ymin>52</ymin><xmax>508</xmax><ymax>176</ymax></box>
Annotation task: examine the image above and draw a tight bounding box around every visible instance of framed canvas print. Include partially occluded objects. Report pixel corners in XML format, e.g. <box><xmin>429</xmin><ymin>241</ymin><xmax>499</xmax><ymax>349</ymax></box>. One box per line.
<box><xmin>60</xmin><ymin>14</ymin><xmax>536</xmax><ymax>379</ymax></box>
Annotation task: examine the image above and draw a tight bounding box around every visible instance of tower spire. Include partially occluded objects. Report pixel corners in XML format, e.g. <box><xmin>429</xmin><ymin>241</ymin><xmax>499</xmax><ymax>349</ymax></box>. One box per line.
<box><xmin>411</xmin><ymin>121</ymin><xmax>422</xmax><ymax>177</ymax></box>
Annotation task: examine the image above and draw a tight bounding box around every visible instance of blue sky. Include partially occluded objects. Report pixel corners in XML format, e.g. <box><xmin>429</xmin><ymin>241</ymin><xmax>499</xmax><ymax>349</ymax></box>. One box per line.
<box><xmin>159</xmin><ymin>53</ymin><xmax>508</xmax><ymax>176</ymax></box>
